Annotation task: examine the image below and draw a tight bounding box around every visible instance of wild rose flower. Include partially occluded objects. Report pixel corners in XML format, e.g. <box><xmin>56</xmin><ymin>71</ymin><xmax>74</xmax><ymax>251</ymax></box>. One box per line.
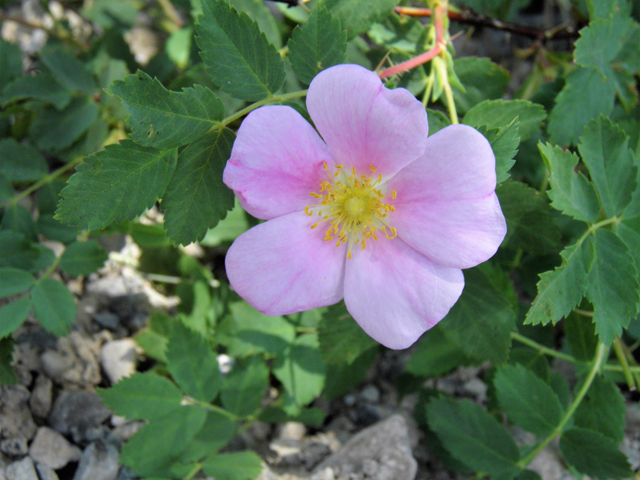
<box><xmin>223</xmin><ymin>64</ymin><xmax>506</xmax><ymax>350</ymax></box>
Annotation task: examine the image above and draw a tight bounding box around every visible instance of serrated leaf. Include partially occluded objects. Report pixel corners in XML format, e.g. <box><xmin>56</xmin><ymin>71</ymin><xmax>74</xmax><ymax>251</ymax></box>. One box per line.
<box><xmin>31</xmin><ymin>278</ymin><xmax>75</xmax><ymax>336</ymax></box>
<box><xmin>98</xmin><ymin>372</ymin><xmax>183</xmax><ymax>420</ymax></box>
<box><xmin>317</xmin><ymin>302</ymin><xmax>376</xmax><ymax>365</ymax></box>
<box><xmin>548</xmin><ymin>67</ymin><xmax>615</xmax><ymax>146</ymax></box>
<box><xmin>404</xmin><ymin>324</ymin><xmax>475</xmax><ymax>377</ymax></box>
<box><xmin>221</xmin><ymin>356</ymin><xmax>269</xmax><ymax>418</ymax></box>
<box><xmin>0</xmin><ymin>337</ymin><xmax>17</xmax><ymax>384</ymax></box>
<box><xmin>453</xmin><ymin>57</ymin><xmax>510</xmax><ymax>114</ymax></box>
<box><xmin>179</xmin><ymin>410</ymin><xmax>237</xmax><ymax>463</ymax></box>
<box><xmin>122</xmin><ymin>406</ymin><xmax>207</xmax><ymax>477</ymax></box>
<box><xmin>0</xmin><ymin>138</ymin><xmax>48</xmax><ymax>182</ymax></box>
<box><xmin>229</xmin><ymin>0</ymin><xmax>282</xmax><ymax>48</ymax></box>
<box><xmin>559</xmin><ymin>428</ymin><xmax>632</xmax><ymax>480</ymax></box>
<box><xmin>107</xmin><ymin>71</ymin><xmax>224</xmax><ymax>149</ymax></box>
<box><xmin>56</xmin><ymin>141</ymin><xmax>177</xmax><ymax>231</ymax></box>
<box><xmin>1</xmin><ymin>73</ymin><xmax>73</xmax><ymax>110</ymax></box>
<box><xmin>525</xmin><ymin>243</ymin><xmax>589</xmax><ymax>326</ymax></box>
<box><xmin>60</xmin><ymin>241</ymin><xmax>108</xmax><ymax>276</ymax></box>
<box><xmin>0</xmin><ymin>40</ymin><xmax>22</xmax><ymax>90</ymax></box>
<box><xmin>195</xmin><ymin>0</ymin><xmax>285</xmax><ymax>101</ymax></box>
<box><xmin>0</xmin><ymin>297</ymin><xmax>32</xmax><ymax>339</ymax></box>
<box><xmin>314</xmin><ymin>0</ymin><xmax>398</xmax><ymax>39</ymax></box>
<box><xmin>273</xmin><ymin>334</ymin><xmax>326</xmax><ymax>410</ymax></box>
<box><xmin>40</xmin><ymin>49</ymin><xmax>96</xmax><ymax>95</ymax></box>
<box><xmin>1</xmin><ymin>204</ymin><xmax>38</xmax><ymax>242</ymax></box>
<box><xmin>162</xmin><ymin>128</ymin><xmax>234</xmax><ymax>245</ymax></box>
<box><xmin>464</xmin><ymin>99</ymin><xmax>546</xmax><ymax>141</ymax></box>
<box><xmin>476</xmin><ymin>121</ymin><xmax>519</xmax><ymax>184</ymax></box>
<box><xmin>442</xmin><ymin>268</ymin><xmax>515</xmax><ymax>364</ymax></box>
<box><xmin>428</xmin><ymin>397</ymin><xmax>520</xmax><ymax>477</ymax></box>
<box><xmin>494</xmin><ymin>364</ymin><xmax>564</xmax><ymax>436</ymax></box>
<box><xmin>202</xmin><ymin>451</ymin><xmax>263</xmax><ymax>480</ymax></box>
<box><xmin>288</xmin><ymin>8</ymin><xmax>347</xmax><ymax>85</ymax></box>
<box><xmin>497</xmin><ymin>181</ymin><xmax>561</xmax><ymax>254</ymax></box>
<box><xmin>0</xmin><ymin>231</ymin><xmax>53</xmax><ymax>273</ymax></box>
<box><xmin>36</xmin><ymin>214</ymin><xmax>78</xmax><ymax>244</ymax></box>
<box><xmin>585</xmin><ymin>229</ymin><xmax>640</xmax><ymax>345</ymax></box>
<box><xmin>0</xmin><ymin>268</ymin><xmax>35</xmax><ymax>298</ymax></box>
<box><xmin>29</xmin><ymin>97</ymin><xmax>99</xmax><ymax>152</ymax></box>
<box><xmin>578</xmin><ymin>116</ymin><xmax>637</xmax><ymax>217</ymax></box>
<box><xmin>616</xmin><ymin>215</ymin><xmax>640</xmax><ymax>277</ymax></box>
<box><xmin>538</xmin><ymin>143</ymin><xmax>600</xmax><ymax>222</ymax></box>
<box><xmin>166</xmin><ymin>322</ymin><xmax>221</xmax><ymax>402</ymax></box>
<box><xmin>564</xmin><ymin>314</ymin><xmax>597</xmax><ymax>361</ymax></box>
<box><xmin>574</xmin><ymin>375</ymin><xmax>625</xmax><ymax>442</ymax></box>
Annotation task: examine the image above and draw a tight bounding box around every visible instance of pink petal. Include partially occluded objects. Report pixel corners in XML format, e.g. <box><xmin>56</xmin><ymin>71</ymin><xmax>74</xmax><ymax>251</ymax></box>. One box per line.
<box><xmin>343</xmin><ymin>238</ymin><xmax>464</xmax><ymax>350</ymax></box>
<box><xmin>225</xmin><ymin>212</ymin><xmax>346</xmax><ymax>315</ymax></box>
<box><xmin>386</xmin><ymin>125</ymin><xmax>506</xmax><ymax>269</ymax></box>
<box><xmin>306</xmin><ymin>64</ymin><xmax>429</xmax><ymax>178</ymax></box>
<box><xmin>223</xmin><ymin>106</ymin><xmax>335</xmax><ymax>220</ymax></box>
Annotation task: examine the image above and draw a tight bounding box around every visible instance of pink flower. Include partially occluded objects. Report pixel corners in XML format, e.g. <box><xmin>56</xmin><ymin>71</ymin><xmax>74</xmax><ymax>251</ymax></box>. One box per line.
<box><xmin>223</xmin><ymin>64</ymin><xmax>506</xmax><ymax>350</ymax></box>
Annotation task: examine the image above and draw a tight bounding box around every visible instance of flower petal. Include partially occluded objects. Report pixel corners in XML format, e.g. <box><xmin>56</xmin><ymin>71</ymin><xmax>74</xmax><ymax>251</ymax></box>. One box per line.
<box><xmin>343</xmin><ymin>238</ymin><xmax>464</xmax><ymax>350</ymax></box>
<box><xmin>306</xmin><ymin>64</ymin><xmax>429</xmax><ymax>178</ymax></box>
<box><xmin>223</xmin><ymin>105</ymin><xmax>335</xmax><ymax>220</ymax></box>
<box><xmin>386</xmin><ymin>124</ymin><xmax>506</xmax><ymax>269</ymax></box>
<box><xmin>225</xmin><ymin>212</ymin><xmax>346</xmax><ymax>315</ymax></box>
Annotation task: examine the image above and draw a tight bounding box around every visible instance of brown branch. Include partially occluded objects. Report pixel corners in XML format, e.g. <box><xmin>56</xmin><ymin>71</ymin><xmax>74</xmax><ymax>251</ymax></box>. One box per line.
<box><xmin>394</xmin><ymin>6</ymin><xmax>580</xmax><ymax>41</ymax></box>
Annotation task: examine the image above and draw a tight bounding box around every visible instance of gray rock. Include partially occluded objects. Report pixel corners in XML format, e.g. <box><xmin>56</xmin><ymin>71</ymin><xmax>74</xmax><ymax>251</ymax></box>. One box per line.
<box><xmin>40</xmin><ymin>332</ymin><xmax>101</xmax><ymax>388</ymax></box>
<box><xmin>313</xmin><ymin>415</ymin><xmax>417</xmax><ymax>480</ymax></box>
<box><xmin>5</xmin><ymin>457</ymin><xmax>38</xmax><ymax>480</ymax></box>
<box><xmin>99</xmin><ymin>339</ymin><xmax>137</xmax><ymax>384</ymax></box>
<box><xmin>28</xmin><ymin>427</ymin><xmax>81</xmax><ymax>470</ymax></box>
<box><xmin>93</xmin><ymin>312</ymin><xmax>120</xmax><ymax>330</ymax></box>
<box><xmin>72</xmin><ymin>441</ymin><xmax>119</xmax><ymax>480</ymax></box>
<box><xmin>360</xmin><ymin>385</ymin><xmax>380</xmax><ymax>404</ymax></box>
<box><xmin>48</xmin><ymin>391</ymin><xmax>111</xmax><ymax>444</ymax></box>
<box><xmin>0</xmin><ymin>386</ymin><xmax>37</xmax><ymax>456</ymax></box>
<box><xmin>34</xmin><ymin>463</ymin><xmax>59</xmax><ymax>480</ymax></box>
<box><xmin>29</xmin><ymin>375</ymin><xmax>53</xmax><ymax>418</ymax></box>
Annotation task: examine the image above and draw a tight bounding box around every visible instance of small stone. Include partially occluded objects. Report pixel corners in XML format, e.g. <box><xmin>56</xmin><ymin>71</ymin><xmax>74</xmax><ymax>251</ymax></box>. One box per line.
<box><xmin>99</xmin><ymin>339</ymin><xmax>137</xmax><ymax>384</ymax></box>
<box><xmin>29</xmin><ymin>427</ymin><xmax>82</xmax><ymax>470</ymax></box>
<box><xmin>111</xmin><ymin>420</ymin><xmax>143</xmax><ymax>443</ymax></box>
<box><xmin>93</xmin><ymin>312</ymin><xmax>120</xmax><ymax>330</ymax></box>
<box><xmin>359</xmin><ymin>385</ymin><xmax>380</xmax><ymax>404</ymax></box>
<box><xmin>72</xmin><ymin>441</ymin><xmax>119</xmax><ymax>480</ymax></box>
<box><xmin>217</xmin><ymin>354</ymin><xmax>234</xmax><ymax>375</ymax></box>
<box><xmin>5</xmin><ymin>457</ymin><xmax>38</xmax><ymax>480</ymax></box>
<box><xmin>278</xmin><ymin>422</ymin><xmax>306</xmax><ymax>441</ymax></box>
<box><xmin>362</xmin><ymin>459</ymin><xmax>378</xmax><ymax>476</ymax></box>
<box><xmin>34</xmin><ymin>463</ymin><xmax>60</xmax><ymax>480</ymax></box>
<box><xmin>29</xmin><ymin>375</ymin><xmax>53</xmax><ymax>418</ymax></box>
<box><xmin>40</xmin><ymin>333</ymin><xmax>101</xmax><ymax>388</ymax></box>
<box><xmin>48</xmin><ymin>391</ymin><xmax>111</xmax><ymax>443</ymax></box>
<box><xmin>0</xmin><ymin>386</ymin><xmax>37</xmax><ymax>456</ymax></box>
<box><xmin>310</xmin><ymin>467</ymin><xmax>336</xmax><ymax>480</ymax></box>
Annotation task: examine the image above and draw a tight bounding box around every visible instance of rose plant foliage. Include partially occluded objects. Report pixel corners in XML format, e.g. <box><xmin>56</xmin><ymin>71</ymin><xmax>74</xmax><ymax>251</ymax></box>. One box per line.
<box><xmin>0</xmin><ymin>0</ymin><xmax>639</xmax><ymax>479</ymax></box>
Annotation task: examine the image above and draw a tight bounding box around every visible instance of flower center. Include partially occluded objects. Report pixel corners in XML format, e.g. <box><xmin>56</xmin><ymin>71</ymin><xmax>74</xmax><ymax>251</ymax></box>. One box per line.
<box><xmin>305</xmin><ymin>163</ymin><xmax>397</xmax><ymax>259</ymax></box>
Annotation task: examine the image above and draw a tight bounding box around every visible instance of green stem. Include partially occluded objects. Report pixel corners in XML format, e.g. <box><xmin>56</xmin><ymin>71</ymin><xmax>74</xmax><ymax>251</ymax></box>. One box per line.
<box><xmin>185</xmin><ymin>397</ymin><xmax>239</xmax><ymax>422</ymax></box>
<box><xmin>182</xmin><ymin>461</ymin><xmax>204</xmax><ymax>480</ymax></box>
<box><xmin>612</xmin><ymin>337</ymin><xmax>635</xmax><ymax>389</ymax></box>
<box><xmin>576</xmin><ymin>216</ymin><xmax>621</xmax><ymax>245</ymax></box>
<box><xmin>516</xmin><ymin>343</ymin><xmax>607</xmax><ymax>469</ymax></box>
<box><xmin>510</xmin><ymin>332</ymin><xmax>576</xmax><ymax>363</ymax></box>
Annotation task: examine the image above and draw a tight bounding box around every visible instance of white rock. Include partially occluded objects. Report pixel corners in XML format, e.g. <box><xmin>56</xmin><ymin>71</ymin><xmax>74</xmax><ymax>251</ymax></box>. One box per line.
<box><xmin>29</xmin><ymin>375</ymin><xmax>53</xmax><ymax>418</ymax></box>
<box><xmin>99</xmin><ymin>339</ymin><xmax>137</xmax><ymax>384</ymax></box>
<box><xmin>29</xmin><ymin>427</ymin><xmax>81</xmax><ymax>470</ymax></box>
<box><xmin>34</xmin><ymin>463</ymin><xmax>59</xmax><ymax>480</ymax></box>
<box><xmin>72</xmin><ymin>441</ymin><xmax>119</xmax><ymax>480</ymax></box>
<box><xmin>5</xmin><ymin>457</ymin><xmax>38</xmax><ymax>480</ymax></box>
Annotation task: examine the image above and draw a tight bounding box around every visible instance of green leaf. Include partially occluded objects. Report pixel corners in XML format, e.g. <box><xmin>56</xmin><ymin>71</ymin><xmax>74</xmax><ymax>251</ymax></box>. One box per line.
<box><xmin>179</xmin><ymin>411</ymin><xmax>237</xmax><ymax>462</ymax></box>
<box><xmin>0</xmin><ymin>138</ymin><xmax>48</xmax><ymax>182</ymax></box>
<box><xmin>525</xmin><ymin>242</ymin><xmax>589</xmax><ymax>326</ymax></box>
<box><xmin>98</xmin><ymin>372</ymin><xmax>183</xmax><ymax>420</ymax></box>
<box><xmin>107</xmin><ymin>70</ymin><xmax>225</xmax><ymax>149</ymax></box>
<box><xmin>31</xmin><ymin>278</ymin><xmax>76</xmax><ymax>336</ymax></box>
<box><xmin>0</xmin><ymin>268</ymin><xmax>35</xmax><ymax>299</ymax></box>
<box><xmin>476</xmin><ymin>121</ymin><xmax>519</xmax><ymax>184</ymax></box>
<box><xmin>0</xmin><ymin>231</ymin><xmax>52</xmax><ymax>273</ymax></box>
<box><xmin>497</xmin><ymin>181</ymin><xmax>561</xmax><ymax>254</ymax></box>
<box><xmin>574</xmin><ymin>375</ymin><xmax>625</xmax><ymax>442</ymax></box>
<box><xmin>428</xmin><ymin>397</ymin><xmax>520</xmax><ymax>477</ymax></box>
<box><xmin>616</xmin><ymin>216</ymin><xmax>640</xmax><ymax>277</ymax></box>
<box><xmin>60</xmin><ymin>241</ymin><xmax>108</xmax><ymax>276</ymax></box>
<box><xmin>220</xmin><ymin>356</ymin><xmax>269</xmax><ymax>418</ymax></box>
<box><xmin>36</xmin><ymin>214</ymin><xmax>78</xmax><ymax>244</ymax></box>
<box><xmin>442</xmin><ymin>268</ymin><xmax>515</xmax><ymax>364</ymax></box>
<box><xmin>0</xmin><ymin>40</ymin><xmax>22</xmax><ymax>90</ymax></box>
<box><xmin>0</xmin><ymin>297</ymin><xmax>32</xmax><ymax>339</ymax></box>
<box><xmin>426</xmin><ymin>109</ymin><xmax>451</xmax><ymax>136</ymax></box>
<box><xmin>494</xmin><ymin>364</ymin><xmax>564</xmax><ymax>436</ymax></box>
<box><xmin>56</xmin><ymin>141</ymin><xmax>177</xmax><ymax>231</ymax></box>
<box><xmin>1</xmin><ymin>204</ymin><xmax>38</xmax><ymax>242</ymax></box>
<box><xmin>200</xmin><ymin>201</ymin><xmax>250</xmax><ymax>247</ymax></box>
<box><xmin>273</xmin><ymin>334</ymin><xmax>326</xmax><ymax>410</ymax></box>
<box><xmin>317</xmin><ymin>302</ymin><xmax>377</xmax><ymax>365</ymax></box>
<box><xmin>288</xmin><ymin>7</ymin><xmax>347</xmax><ymax>85</ymax></box>
<box><xmin>166</xmin><ymin>28</ymin><xmax>193</xmax><ymax>69</ymax></box>
<box><xmin>453</xmin><ymin>57</ymin><xmax>510</xmax><ymax>114</ymax></box>
<box><xmin>162</xmin><ymin>128</ymin><xmax>235</xmax><ymax>245</ymax></box>
<box><xmin>548</xmin><ymin>67</ymin><xmax>615</xmax><ymax>146</ymax></box>
<box><xmin>314</xmin><ymin>0</ymin><xmax>398</xmax><ymax>39</ymax></box>
<box><xmin>564</xmin><ymin>314</ymin><xmax>597</xmax><ymax>361</ymax></box>
<box><xmin>40</xmin><ymin>49</ymin><xmax>96</xmax><ymax>95</ymax></box>
<box><xmin>29</xmin><ymin>97</ymin><xmax>99</xmax><ymax>152</ymax></box>
<box><xmin>538</xmin><ymin>143</ymin><xmax>600</xmax><ymax>222</ymax></box>
<box><xmin>122</xmin><ymin>406</ymin><xmax>207</xmax><ymax>477</ymax></box>
<box><xmin>229</xmin><ymin>0</ymin><xmax>282</xmax><ymax>48</ymax></box>
<box><xmin>202</xmin><ymin>451</ymin><xmax>263</xmax><ymax>480</ymax></box>
<box><xmin>585</xmin><ymin>229</ymin><xmax>640</xmax><ymax>345</ymax></box>
<box><xmin>1</xmin><ymin>73</ymin><xmax>73</xmax><ymax>110</ymax></box>
<box><xmin>405</xmin><ymin>324</ymin><xmax>475</xmax><ymax>377</ymax></box>
<box><xmin>0</xmin><ymin>337</ymin><xmax>17</xmax><ymax>384</ymax></box>
<box><xmin>464</xmin><ymin>99</ymin><xmax>546</xmax><ymax>141</ymax></box>
<box><xmin>578</xmin><ymin>116</ymin><xmax>637</xmax><ymax>217</ymax></box>
<box><xmin>166</xmin><ymin>322</ymin><xmax>221</xmax><ymax>402</ymax></box>
<box><xmin>195</xmin><ymin>0</ymin><xmax>285</xmax><ymax>101</ymax></box>
<box><xmin>559</xmin><ymin>428</ymin><xmax>632</xmax><ymax>480</ymax></box>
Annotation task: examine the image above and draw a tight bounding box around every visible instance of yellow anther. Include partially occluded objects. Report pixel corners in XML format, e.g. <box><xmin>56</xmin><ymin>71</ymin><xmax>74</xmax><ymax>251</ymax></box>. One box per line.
<box><xmin>369</xmin><ymin>165</ymin><xmax>377</xmax><ymax>172</ymax></box>
<box><xmin>392</xmin><ymin>190</ymin><xmax>397</xmax><ymax>199</ymax></box>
